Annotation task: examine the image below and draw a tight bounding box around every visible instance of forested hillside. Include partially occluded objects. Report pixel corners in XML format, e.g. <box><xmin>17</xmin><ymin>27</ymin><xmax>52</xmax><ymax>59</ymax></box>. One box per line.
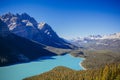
<box><xmin>24</xmin><ymin>63</ymin><xmax>120</xmax><ymax>80</ymax></box>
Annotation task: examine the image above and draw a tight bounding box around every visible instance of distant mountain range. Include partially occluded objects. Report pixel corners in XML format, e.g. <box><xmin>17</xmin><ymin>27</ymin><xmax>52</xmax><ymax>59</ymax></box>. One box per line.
<box><xmin>71</xmin><ymin>33</ymin><xmax>120</xmax><ymax>41</ymax></box>
<box><xmin>0</xmin><ymin>12</ymin><xmax>73</xmax><ymax>49</ymax></box>
<box><xmin>70</xmin><ymin>33</ymin><xmax>120</xmax><ymax>51</ymax></box>
<box><xmin>0</xmin><ymin>19</ymin><xmax>57</xmax><ymax>66</ymax></box>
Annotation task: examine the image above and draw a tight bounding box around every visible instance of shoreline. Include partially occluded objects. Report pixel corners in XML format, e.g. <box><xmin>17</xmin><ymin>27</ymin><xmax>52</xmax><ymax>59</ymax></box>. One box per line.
<box><xmin>79</xmin><ymin>58</ymin><xmax>87</xmax><ymax>70</ymax></box>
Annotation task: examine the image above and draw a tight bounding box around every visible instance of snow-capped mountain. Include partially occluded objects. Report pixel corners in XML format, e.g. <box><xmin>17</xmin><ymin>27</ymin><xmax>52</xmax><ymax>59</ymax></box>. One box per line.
<box><xmin>0</xmin><ymin>12</ymin><xmax>37</xmax><ymax>30</ymax></box>
<box><xmin>71</xmin><ymin>33</ymin><xmax>120</xmax><ymax>42</ymax></box>
<box><xmin>70</xmin><ymin>32</ymin><xmax>120</xmax><ymax>51</ymax></box>
<box><xmin>37</xmin><ymin>22</ymin><xmax>68</xmax><ymax>47</ymax></box>
<box><xmin>0</xmin><ymin>12</ymin><xmax>39</xmax><ymax>39</ymax></box>
<box><xmin>0</xmin><ymin>19</ymin><xmax>56</xmax><ymax>66</ymax></box>
<box><xmin>0</xmin><ymin>13</ymin><xmax>72</xmax><ymax>49</ymax></box>
<box><xmin>101</xmin><ymin>33</ymin><xmax>120</xmax><ymax>39</ymax></box>
<box><xmin>38</xmin><ymin>22</ymin><xmax>59</xmax><ymax>39</ymax></box>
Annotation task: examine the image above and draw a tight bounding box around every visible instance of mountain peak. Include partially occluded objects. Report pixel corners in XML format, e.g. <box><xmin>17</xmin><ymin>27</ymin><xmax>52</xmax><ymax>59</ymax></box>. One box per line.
<box><xmin>0</xmin><ymin>12</ymin><xmax>38</xmax><ymax>30</ymax></box>
<box><xmin>0</xmin><ymin>12</ymin><xmax>72</xmax><ymax>49</ymax></box>
<box><xmin>19</xmin><ymin>13</ymin><xmax>38</xmax><ymax>26</ymax></box>
<box><xmin>20</xmin><ymin>13</ymin><xmax>31</xmax><ymax>20</ymax></box>
<box><xmin>0</xmin><ymin>12</ymin><xmax>37</xmax><ymax>22</ymax></box>
<box><xmin>21</xmin><ymin>13</ymin><xmax>30</xmax><ymax>17</ymax></box>
<box><xmin>38</xmin><ymin>22</ymin><xmax>52</xmax><ymax>29</ymax></box>
<box><xmin>0</xmin><ymin>12</ymin><xmax>15</xmax><ymax>20</ymax></box>
<box><xmin>71</xmin><ymin>32</ymin><xmax>120</xmax><ymax>41</ymax></box>
<box><xmin>38</xmin><ymin>22</ymin><xmax>57</xmax><ymax>37</ymax></box>
<box><xmin>38</xmin><ymin>22</ymin><xmax>46</xmax><ymax>29</ymax></box>
<box><xmin>38</xmin><ymin>22</ymin><xmax>54</xmax><ymax>32</ymax></box>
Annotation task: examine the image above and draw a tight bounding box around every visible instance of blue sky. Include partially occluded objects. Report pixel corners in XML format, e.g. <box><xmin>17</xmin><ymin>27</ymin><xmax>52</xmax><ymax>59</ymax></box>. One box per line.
<box><xmin>0</xmin><ymin>0</ymin><xmax>120</xmax><ymax>39</ymax></box>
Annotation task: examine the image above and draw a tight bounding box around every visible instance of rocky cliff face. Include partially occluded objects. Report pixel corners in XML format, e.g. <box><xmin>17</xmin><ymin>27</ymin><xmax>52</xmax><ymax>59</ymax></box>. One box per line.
<box><xmin>0</xmin><ymin>20</ymin><xmax>56</xmax><ymax>66</ymax></box>
<box><xmin>0</xmin><ymin>13</ymin><xmax>39</xmax><ymax>39</ymax></box>
<box><xmin>0</xmin><ymin>13</ymin><xmax>73</xmax><ymax>49</ymax></box>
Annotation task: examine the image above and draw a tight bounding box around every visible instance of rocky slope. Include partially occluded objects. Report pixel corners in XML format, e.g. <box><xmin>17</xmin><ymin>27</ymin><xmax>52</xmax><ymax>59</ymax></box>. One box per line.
<box><xmin>0</xmin><ymin>13</ymin><xmax>72</xmax><ymax>49</ymax></box>
<box><xmin>0</xmin><ymin>19</ymin><xmax>56</xmax><ymax>66</ymax></box>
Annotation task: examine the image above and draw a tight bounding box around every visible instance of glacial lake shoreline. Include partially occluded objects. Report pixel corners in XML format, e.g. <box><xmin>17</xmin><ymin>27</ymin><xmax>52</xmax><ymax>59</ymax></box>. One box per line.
<box><xmin>0</xmin><ymin>54</ymin><xmax>85</xmax><ymax>80</ymax></box>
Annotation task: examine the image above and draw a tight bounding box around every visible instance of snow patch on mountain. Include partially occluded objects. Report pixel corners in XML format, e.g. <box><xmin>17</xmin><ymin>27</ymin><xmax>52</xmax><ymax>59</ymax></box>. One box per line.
<box><xmin>101</xmin><ymin>33</ymin><xmax>120</xmax><ymax>39</ymax></box>
<box><xmin>8</xmin><ymin>22</ymin><xmax>16</xmax><ymax>30</ymax></box>
<box><xmin>38</xmin><ymin>22</ymin><xmax>46</xmax><ymax>29</ymax></box>
<box><xmin>0</xmin><ymin>13</ymin><xmax>73</xmax><ymax>49</ymax></box>
<box><xmin>72</xmin><ymin>33</ymin><xmax>120</xmax><ymax>41</ymax></box>
<box><xmin>22</xmin><ymin>20</ymin><xmax>34</xmax><ymax>27</ymax></box>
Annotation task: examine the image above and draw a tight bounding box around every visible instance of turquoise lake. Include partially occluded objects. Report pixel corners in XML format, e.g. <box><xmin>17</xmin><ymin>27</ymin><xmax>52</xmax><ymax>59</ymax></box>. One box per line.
<box><xmin>0</xmin><ymin>54</ymin><xmax>84</xmax><ymax>80</ymax></box>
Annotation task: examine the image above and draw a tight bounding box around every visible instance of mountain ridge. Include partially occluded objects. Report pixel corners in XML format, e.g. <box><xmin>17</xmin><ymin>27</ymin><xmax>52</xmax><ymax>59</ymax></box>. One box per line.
<box><xmin>0</xmin><ymin>13</ymin><xmax>73</xmax><ymax>49</ymax></box>
<box><xmin>0</xmin><ymin>19</ymin><xmax>57</xmax><ymax>66</ymax></box>
<box><xmin>70</xmin><ymin>32</ymin><xmax>120</xmax><ymax>51</ymax></box>
<box><xmin>71</xmin><ymin>32</ymin><xmax>120</xmax><ymax>41</ymax></box>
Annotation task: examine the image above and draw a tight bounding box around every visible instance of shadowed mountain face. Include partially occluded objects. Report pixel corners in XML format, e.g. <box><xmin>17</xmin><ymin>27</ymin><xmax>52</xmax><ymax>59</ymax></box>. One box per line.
<box><xmin>0</xmin><ymin>13</ymin><xmax>72</xmax><ymax>49</ymax></box>
<box><xmin>0</xmin><ymin>19</ymin><xmax>56</xmax><ymax>66</ymax></box>
<box><xmin>0</xmin><ymin>19</ymin><xmax>10</xmax><ymax>37</ymax></box>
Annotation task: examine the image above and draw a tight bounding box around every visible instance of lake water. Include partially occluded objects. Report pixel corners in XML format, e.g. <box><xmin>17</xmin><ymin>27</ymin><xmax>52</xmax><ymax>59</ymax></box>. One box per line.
<box><xmin>0</xmin><ymin>54</ymin><xmax>84</xmax><ymax>80</ymax></box>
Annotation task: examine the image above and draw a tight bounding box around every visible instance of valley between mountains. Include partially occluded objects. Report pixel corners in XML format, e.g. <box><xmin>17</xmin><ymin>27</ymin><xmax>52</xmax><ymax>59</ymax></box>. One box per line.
<box><xmin>0</xmin><ymin>13</ymin><xmax>120</xmax><ymax>80</ymax></box>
